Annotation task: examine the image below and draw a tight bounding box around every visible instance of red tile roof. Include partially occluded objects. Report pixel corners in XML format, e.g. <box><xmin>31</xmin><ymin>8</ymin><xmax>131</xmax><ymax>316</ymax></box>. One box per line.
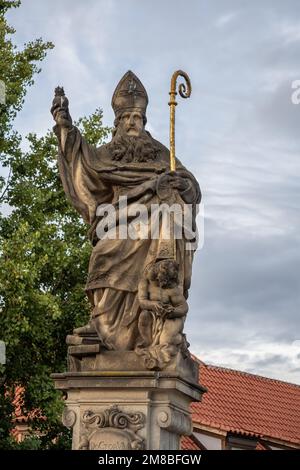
<box><xmin>12</xmin><ymin>386</ymin><xmax>26</xmax><ymax>422</ymax></box>
<box><xmin>255</xmin><ymin>441</ymin><xmax>270</xmax><ymax>450</ymax></box>
<box><xmin>12</xmin><ymin>386</ymin><xmax>42</xmax><ymax>423</ymax></box>
<box><xmin>181</xmin><ymin>435</ymin><xmax>201</xmax><ymax>450</ymax></box>
<box><xmin>192</xmin><ymin>359</ymin><xmax>300</xmax><ymax>446</ymax></box>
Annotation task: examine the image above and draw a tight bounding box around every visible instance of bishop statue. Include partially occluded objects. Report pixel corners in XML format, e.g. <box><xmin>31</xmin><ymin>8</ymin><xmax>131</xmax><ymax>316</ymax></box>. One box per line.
<box><xmin>51</xmin><ymin>71</ymin><xmax>201</xmax><ymax>370</ymax></box>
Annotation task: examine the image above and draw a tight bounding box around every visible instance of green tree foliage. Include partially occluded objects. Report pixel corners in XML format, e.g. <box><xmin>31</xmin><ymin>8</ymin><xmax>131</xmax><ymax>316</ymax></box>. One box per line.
<box><xmin>0</xmin><ymin>0</ymin><xmax>53</xmax><ymax>195</ymax></box>
<box><xmin>0</xmin><ymin>1</ymin><xmax>111</xmax><ymax>448</ymax></box>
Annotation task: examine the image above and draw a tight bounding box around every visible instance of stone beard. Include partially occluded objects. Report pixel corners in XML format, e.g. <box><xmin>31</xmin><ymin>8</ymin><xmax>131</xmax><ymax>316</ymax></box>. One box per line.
<box><xmin>109</xmin><ymin>129</ymin><xmax>160</xmax><ymax>163</ymax></box>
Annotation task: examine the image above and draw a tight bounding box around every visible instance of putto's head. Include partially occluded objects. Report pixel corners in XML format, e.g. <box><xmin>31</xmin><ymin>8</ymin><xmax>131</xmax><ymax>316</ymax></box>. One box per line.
<box><xmin>148</xmin><ymin>259</ymin><xmax>179</xmax><ymax>289</ymax></box>
<box><xmin>112</xmin><ymin>71</ymin><xmax>148</xmax><ymax>137</ymax></box>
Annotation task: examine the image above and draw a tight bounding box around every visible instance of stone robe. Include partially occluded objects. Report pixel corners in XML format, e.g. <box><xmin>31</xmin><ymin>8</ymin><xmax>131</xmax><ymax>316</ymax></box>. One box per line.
<box><xmin>55</xmin><ymin>126</ymin><xmax>201</xmax><ymax>350</ymax></box>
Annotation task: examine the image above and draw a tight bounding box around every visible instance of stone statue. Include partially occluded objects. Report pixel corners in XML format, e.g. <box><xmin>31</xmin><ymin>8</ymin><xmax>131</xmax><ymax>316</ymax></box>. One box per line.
<box><xmin>51</xmin><ymin>71</ymin><xmax>201</xmax><ymax>370</ymax></box>
<box><xmin>136</xmin><ymin>259</ymin><xmax>189</xmax><ymax>369</ymax></box>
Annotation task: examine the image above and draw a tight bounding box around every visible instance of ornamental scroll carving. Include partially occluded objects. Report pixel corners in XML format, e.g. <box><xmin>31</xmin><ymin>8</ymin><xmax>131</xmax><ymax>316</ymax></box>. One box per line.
<box><xmin>79</xmin><ymin>405</ymin><xmax>145</xmax><ymax>450</ymax></box>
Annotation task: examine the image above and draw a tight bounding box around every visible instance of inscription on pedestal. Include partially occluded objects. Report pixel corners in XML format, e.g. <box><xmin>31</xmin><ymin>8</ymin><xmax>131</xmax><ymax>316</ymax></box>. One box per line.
<box><xmin>89</xmin><ymin>429</ymin><xmax>132</xmax><ymax>450</ymax></box>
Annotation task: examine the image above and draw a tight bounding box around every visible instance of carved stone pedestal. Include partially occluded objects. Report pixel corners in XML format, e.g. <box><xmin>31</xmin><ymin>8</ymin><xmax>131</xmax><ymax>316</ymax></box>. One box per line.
<box><xmin>52</xmin><ymin>369</ymin><xmax>206</xmax><ymax>450</ymax></box>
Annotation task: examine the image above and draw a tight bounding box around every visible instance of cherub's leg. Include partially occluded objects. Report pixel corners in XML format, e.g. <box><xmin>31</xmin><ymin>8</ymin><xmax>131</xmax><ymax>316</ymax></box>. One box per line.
<box><xmin>137</xmin><ymin>310</ymin><xmax>153</xmax><ymax>348</ymax></box>
<box><xmin>159</xmin><ymin>318</ymin><xmax>184</xmax><ymax>346</ymax></box>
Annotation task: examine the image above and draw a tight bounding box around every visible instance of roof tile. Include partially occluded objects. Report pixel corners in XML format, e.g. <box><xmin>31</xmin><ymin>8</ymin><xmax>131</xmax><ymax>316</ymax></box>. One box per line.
<box><xmin>192</xmin><ymin>360</ymin><xmax>300</xmax><ymax>445</ymax></box>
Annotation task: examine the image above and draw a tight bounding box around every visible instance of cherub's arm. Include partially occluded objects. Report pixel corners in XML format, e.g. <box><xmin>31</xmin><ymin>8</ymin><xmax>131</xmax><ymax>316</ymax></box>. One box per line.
<box><xmin>138</xmin><ymin>278</ymin><xmax>151</xmax><ymax>310</ymax></box>
<box><xmin>168</xmin><ymin>287</ymin><xmax>188</xmax><ymax>318</ymax></box>
<box><xmin>138</xmin><ymin>279</ymin><xmax>165</xmax><ymax>314</ymax></box>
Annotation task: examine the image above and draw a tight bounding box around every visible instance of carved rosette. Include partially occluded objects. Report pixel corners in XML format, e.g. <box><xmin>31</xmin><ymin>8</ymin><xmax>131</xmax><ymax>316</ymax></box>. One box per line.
<box><xmin>79</xmin><ymin>405</ymin><xmax>145</xmax><ymax>450</ymax></box>
<box><xmin>62</xmin><ymin>408</ymin><xmax>77</xmax><ymax>429</ymax></box>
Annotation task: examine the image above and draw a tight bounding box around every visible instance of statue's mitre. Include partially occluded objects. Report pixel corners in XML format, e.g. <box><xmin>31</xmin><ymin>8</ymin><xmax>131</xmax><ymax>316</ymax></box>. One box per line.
<box><xmin>111</xmin><ymin>70</ymin><xmax>148</xmax><ymax>117</ymax></box>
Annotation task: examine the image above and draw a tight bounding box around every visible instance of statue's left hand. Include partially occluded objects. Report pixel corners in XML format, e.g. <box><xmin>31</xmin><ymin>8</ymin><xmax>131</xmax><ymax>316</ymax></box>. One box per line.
<box><xmin>166</xmin><ymin>172</ymin><xmax>189</xmax><ymax>192</ymax></box>
<box><xmin>163</xmin><ymin>305</ymin><xmax>175</xmax><ymax>318</ymax></box>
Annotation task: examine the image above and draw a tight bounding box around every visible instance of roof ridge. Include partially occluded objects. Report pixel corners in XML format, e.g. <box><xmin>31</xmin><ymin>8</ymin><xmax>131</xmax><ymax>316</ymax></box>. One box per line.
<box><xmin>201</xmin><ymin>362</ymin><xmax>300</xmax><ymax>388</ymax></box>
<box><xmin>191</xmin><ymin>354</ymin><xmax>300</xmax><ymax>388</ymax></box>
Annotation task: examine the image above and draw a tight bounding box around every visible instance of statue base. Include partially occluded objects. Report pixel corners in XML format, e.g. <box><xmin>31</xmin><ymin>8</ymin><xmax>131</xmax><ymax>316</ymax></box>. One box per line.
<box><xmin>67</xmin><ymin>345</ymin><xmax>199</xmax><ymax>384</ymax></box>
<box><xmin>52</xmin><ymin>357</ymin><xmax>206</xmax><ymax>450</ymax></box>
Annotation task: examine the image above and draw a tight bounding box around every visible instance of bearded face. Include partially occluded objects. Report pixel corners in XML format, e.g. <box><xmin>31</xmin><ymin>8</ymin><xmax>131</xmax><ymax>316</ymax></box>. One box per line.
<box><xmin>109</xmin><ymin>110</ymin><xmax>160</xmax><ymax>163</ymax></box>
<box><xmin>118</xmin><ymin>110</ymin><xmax>144</xmax><ymax>137</ymax></box>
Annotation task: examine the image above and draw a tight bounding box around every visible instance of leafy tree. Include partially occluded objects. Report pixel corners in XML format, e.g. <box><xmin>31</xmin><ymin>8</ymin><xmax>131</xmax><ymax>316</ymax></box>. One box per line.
<box><xmin>0</xmin><ymin>1</ymin><xmax>111</xmax><ymax>448</ymax></box>
<box><xmin>0</xmin><ymin>0</ymin><xmax>53</xmax><ymax>199</ymax></box>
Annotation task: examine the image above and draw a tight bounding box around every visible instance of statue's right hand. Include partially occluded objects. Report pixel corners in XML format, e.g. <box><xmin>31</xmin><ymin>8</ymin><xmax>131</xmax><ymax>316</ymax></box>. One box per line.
<box><xmin>54</xmin><ymin>109</ymin><xmax>73</xmax><ymax>128</ymax></box>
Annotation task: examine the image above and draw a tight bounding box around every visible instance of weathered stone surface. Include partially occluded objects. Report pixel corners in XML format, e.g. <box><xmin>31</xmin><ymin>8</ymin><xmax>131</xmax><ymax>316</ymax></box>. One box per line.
<box><xmin>52</xmin><ymin>370</ymin><xmax>206</xmax><ymax>450</ymax></box>
<box><xmin>51</xmin><ymin>72</ymin><xmax>205</xmax><ymax>450</ymax></box>
<box><xmin>66</xmin><ymin>348</ymin><xmax>199</xmax><ymax>385</ymax></box>
<box><xmin>78</xmin><ymin>406</ymin><xmax>145</xmax><ymax>450</ymax></box>
<box><xmin>51</xmin><ymin>71</ymin><xmax>201</xmax><ymax>365</ymax></box>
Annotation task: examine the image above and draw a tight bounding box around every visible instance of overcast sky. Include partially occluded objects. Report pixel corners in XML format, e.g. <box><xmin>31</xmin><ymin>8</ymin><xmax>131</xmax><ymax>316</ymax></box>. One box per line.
<box><xmin>5</xmin><ymin>0</ymin><xmax>300</xmax><ymax>384</ymax></box>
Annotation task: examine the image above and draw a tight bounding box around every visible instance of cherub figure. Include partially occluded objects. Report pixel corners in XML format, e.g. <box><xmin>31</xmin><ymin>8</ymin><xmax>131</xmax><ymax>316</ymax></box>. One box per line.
<box><xmin>136</xmin><ymin>259</ymin><xmax>188</xmax><ymax>369</ymax></box>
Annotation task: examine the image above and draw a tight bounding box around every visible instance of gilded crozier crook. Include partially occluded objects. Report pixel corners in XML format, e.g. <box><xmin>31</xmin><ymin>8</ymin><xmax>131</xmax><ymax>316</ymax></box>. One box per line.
<box><xmin>168</xmin><ymin>70</ymin><xmax>192</xmax><ymax>171</ymax></box>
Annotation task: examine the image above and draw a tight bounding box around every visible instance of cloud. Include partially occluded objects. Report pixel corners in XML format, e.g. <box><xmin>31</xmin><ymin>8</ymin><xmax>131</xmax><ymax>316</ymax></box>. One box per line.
<box><xmin>279</xmin><ymin>21</ymin><xmax>300</xmax><ymax>44</ymax></box>
<box><xmin>215</xmin><ymin>12</ymin><xmax>239</xmax><ymax>28</ymax></box>
<box><xmin>191</xmin><ymin>338</ymin><xmax>300</xmax><ymax>384</ymax></box>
